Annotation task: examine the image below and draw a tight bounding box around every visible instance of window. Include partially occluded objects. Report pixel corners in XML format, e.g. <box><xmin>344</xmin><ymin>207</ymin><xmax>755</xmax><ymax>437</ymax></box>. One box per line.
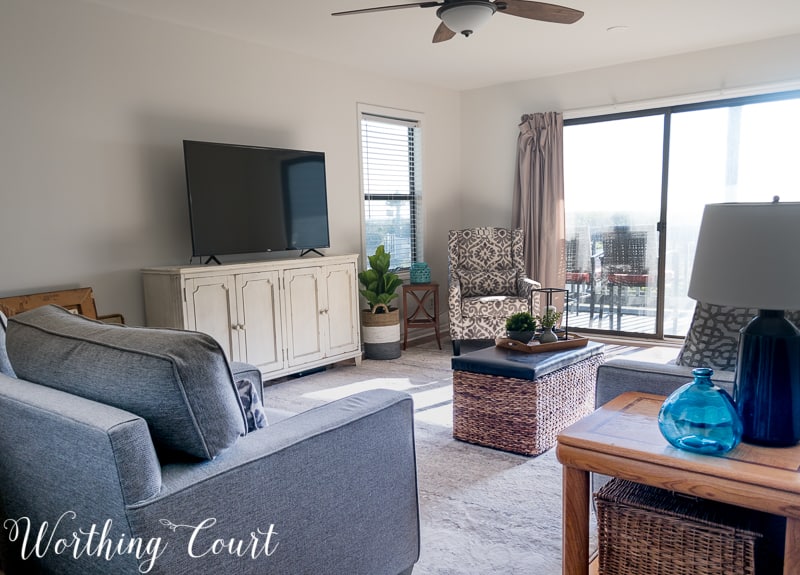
<box><xmin>564</xmin><ymin>90</ymin><xmax>800</xmax><ymax>338</ymax></box>
<box><xmin>359</xmin><ymin>110</ymin><xmax>422</xmax><ymax>270</ymax></box>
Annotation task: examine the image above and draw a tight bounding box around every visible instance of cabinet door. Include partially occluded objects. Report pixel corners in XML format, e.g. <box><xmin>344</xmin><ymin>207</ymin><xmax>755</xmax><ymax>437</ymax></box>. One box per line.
<box><xmin>185</xmin><ymin>275</ymin><xmax>238</xmax><ymax>362</ymax></box>
<box><xmin>321</xmin><ymin>263</ymin><xmax>360</xmax><ymax>356</ymax></box>
<box><xmin>235</xmin><ymin>271</ymin><xmax>284</xmax><ymax>375</ymax></box>
<box><xmin>283</xmin><ymin>267</ymin><xmax>325</xmax><ymax>367</ymax></box>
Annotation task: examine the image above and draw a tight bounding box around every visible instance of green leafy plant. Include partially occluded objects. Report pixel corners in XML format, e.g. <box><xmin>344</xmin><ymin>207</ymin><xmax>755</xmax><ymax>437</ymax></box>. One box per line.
<box><xmin>537</xmin><ymin>306</ymin><xmax>563</xmax><ymax>329</ymax></box>
<box><xmin>505</xmin><ymin>312</ymin><xmax>537</xmax><ymax>332</ymax></box>
<box><xmin>358</xmin><ymin>245</ymin><xmax>403</xmax><ymax>312</ymax></box>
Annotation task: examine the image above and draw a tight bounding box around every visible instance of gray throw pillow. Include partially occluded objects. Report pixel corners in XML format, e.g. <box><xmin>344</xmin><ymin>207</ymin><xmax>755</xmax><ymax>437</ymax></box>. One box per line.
<box><xmin>7</xmin><ymin>305</ymin><xmax>246</xmax><ymax>460</ymax></box>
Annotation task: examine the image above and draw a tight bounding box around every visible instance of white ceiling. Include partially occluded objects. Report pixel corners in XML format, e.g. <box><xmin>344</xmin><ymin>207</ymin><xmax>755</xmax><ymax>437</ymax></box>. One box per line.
<box><xmin>89</xmin><ymin>0</ymin><xmax>800</xmax><ymax>91</ymax></box>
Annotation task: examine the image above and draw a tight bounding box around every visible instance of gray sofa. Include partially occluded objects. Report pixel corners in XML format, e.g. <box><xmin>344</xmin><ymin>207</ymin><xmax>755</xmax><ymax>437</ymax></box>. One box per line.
<box><xmin>0</xmin><ymin>305</ymin><xmax>419</xmax><ymax>575</ymax></box>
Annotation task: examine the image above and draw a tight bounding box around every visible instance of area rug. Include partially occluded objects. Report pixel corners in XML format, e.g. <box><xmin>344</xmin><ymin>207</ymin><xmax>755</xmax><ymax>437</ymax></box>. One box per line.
<box><xmin>262</xmin><ymin>341</ymin><xmax>597</xmax><ymax>574</ymax></box>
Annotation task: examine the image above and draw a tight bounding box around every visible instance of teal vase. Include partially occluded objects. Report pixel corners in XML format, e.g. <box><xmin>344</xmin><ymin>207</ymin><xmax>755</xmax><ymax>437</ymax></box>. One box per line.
<box><xmin>657</xmin><ymin>368</ymin><xmax>743</xmax><ymax>455</ymax></box>
<box><xmin>410</xmin><ymin>262</ymin><xmax>431</xmax><ymax>284</ymax></box>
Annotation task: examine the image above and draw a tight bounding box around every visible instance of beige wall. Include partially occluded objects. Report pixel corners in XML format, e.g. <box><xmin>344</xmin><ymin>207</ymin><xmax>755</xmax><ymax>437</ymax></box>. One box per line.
<box><xmin>460</xmin><ymin>34</ymin><xmax>800</xmax><ymax>228</ymax></box>
<box><xmin>4</xmin><ymin>0</ymin><xmax>800</xmax><ymax>327</ymax></box>
<box><xmin>0</xmin><ymin>0</ymin><xmax>462</xmax><ymax>324</ymax></box>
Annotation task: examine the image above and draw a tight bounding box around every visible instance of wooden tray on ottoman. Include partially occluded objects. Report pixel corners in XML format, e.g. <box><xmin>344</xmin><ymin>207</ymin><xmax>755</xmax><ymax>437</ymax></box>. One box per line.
<box><xmin>450</xmin><ymin>341</ymin><xmax>604</xmax><ymax>456</ymax></box>
<box><xmin>495</xmin><ymin>333</ymin><xmax>589</xmax><ymax>353</ymax></box>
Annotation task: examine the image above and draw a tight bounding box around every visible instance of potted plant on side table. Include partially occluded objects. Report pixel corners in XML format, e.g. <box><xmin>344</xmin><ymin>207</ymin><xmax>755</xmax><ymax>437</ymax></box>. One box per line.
<box><xmin>358</xmin><ymin>245</ymin><xmax>403</xmax><ymax>359</ymax></box>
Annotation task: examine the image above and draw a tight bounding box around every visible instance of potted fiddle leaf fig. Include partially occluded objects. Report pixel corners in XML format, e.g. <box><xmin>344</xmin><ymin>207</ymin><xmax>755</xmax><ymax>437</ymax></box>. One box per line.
<box><xmin>358</xmin><ymin>245</ymin><xmax>403</xmax><ymax>359</ymax></box>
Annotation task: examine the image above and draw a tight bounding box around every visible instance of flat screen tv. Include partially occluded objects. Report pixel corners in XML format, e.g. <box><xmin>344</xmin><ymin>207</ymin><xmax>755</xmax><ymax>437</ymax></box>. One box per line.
<box><xmin>183</xmin><ymin>140</ymin><xmax>330</xmax><ymax>260</ymax></box>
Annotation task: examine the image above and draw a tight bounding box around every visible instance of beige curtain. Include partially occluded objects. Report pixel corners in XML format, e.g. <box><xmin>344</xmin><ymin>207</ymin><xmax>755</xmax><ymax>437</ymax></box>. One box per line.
<box><xmin>513</xmin><ymin>112</ymin><xmax>566</xmax><ymax>301</ymax></box>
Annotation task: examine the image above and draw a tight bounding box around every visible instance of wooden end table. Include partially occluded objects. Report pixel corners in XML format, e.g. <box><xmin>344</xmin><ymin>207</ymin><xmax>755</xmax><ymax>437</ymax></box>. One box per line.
<box><xmin>402</xmin><ymin>282</ymin><xmax>441</xmax><ymax>350</ymax></box>
<box><xmin>556</xmin><ymin>391</ymin><xmax>800</xmax><ymax>575</ymax></box>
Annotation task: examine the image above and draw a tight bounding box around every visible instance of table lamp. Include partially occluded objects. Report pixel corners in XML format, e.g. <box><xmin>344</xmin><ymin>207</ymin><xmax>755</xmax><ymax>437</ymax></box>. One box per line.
<box><xmin>688</xmin><ymin>199</ymin><xmax>800</xmax><ymax>446</ymax></box>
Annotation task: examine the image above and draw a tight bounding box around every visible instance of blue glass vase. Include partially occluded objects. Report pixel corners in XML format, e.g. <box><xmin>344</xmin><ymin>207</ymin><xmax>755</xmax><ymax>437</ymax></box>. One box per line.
<box><xmin>657</xmin><ymin>368</ymin><xmax>743</xmax><ymax>455</ymax></box>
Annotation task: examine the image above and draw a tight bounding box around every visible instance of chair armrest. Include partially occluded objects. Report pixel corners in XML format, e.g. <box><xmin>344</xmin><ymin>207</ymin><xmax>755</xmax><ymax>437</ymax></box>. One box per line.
<box><xmin>448</xmin><ymin>272</ymin><xmax>463</xmax><ymax>321</ymax></box>
<box><xmin>518</xmin><ymin>277</ymin><xmax>542</xmax><ymax>312</ymax></box>
<box><xmin>596</xmin><ymin>357</ymin><xmax>735</xmax><ymax>408</ymax></box>
<box><xmin>127</xmin><ymin>389</ymin><xmax>419</xmax><ymax>575</ymax></box>
<box><xmin>0</xmin><ymin>376</ymin><xmax>163</xmax><ymax>574</ymax></box>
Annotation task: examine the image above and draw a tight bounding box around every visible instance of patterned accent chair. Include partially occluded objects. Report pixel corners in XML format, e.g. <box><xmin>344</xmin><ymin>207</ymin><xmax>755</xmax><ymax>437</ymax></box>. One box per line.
<box><xmin>448</xmin><ymin>227</ymin><xmax>541</xmax><ymax>355</ymax></box>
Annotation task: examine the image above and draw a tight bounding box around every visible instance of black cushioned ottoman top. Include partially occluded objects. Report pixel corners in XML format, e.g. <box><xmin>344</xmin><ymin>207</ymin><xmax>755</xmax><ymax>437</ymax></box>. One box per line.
<box><xmin>451</xmin><ymin>340</ymin><xmax>604</xmax><ymax>381</ymax></box>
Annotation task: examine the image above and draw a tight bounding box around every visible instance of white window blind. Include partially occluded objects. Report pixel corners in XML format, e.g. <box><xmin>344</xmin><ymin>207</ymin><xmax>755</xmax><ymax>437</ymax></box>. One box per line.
<box><xmin>360</xmin><ymin>113</ymin><xmax>422</xmax><ymax>270</ymax></box>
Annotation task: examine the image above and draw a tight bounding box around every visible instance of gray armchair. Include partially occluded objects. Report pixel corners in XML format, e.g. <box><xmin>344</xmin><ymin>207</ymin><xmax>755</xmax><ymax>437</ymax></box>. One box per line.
<box><xmin>448</xmin><ymin>227</ymin><xmax>540</xmax><ymax>355</ymax></box>
<box><xmin>0</xmin><ymin>306</ymin><xmax>419</xmax><ymax>575</ymax></box>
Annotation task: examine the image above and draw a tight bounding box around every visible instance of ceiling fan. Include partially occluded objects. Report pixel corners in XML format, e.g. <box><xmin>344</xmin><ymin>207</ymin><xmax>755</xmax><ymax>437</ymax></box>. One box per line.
<box><xmin>332</xmin><ymin>0</ymin><xmax>583</xmax><ymax>43</ymax></box>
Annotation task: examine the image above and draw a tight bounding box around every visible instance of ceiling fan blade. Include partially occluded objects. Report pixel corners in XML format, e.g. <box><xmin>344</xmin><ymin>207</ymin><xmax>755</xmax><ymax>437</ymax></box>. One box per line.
<box><xmin>332</xmin><ymin>2</ymin><xmax>440</xmax><ymax>16</ymax></box>
<box><xmin>498</xmin><ymin>0</ymin><xmax>584</xmax><ymax>24</ymax></box>
<box><xmin>432</xmin><ymin>21</ymin><xmax>456</xmax><ymax>43</ymax></box>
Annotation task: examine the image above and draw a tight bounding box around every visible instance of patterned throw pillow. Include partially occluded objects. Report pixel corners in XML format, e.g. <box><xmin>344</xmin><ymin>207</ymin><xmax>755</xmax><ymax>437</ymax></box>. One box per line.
<box><xmin>236</xmin><ymin>378</ymin><xmax>267</xmax><ymax>431</ymax></box>
<box><xmin>459</xmin><ymin>270</ymin><xmax>517</xmax><ymax>298</ymax></box>
<box><xmin>0</xmin><ymin>310</ymin><xmax>15</xmax><ymax>377</ymax></box>
<box><xmin>676</xmin><ymin>302</ymin><xmax>800</xmax><ymax>372</ymax></box>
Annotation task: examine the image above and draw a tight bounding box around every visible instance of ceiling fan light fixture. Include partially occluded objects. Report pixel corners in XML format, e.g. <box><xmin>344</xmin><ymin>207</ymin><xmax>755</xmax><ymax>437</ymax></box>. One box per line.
<box><xmin>437</xmin><ymin>1</ymin><xmax>497</xmax><ymax>37</ymax></box>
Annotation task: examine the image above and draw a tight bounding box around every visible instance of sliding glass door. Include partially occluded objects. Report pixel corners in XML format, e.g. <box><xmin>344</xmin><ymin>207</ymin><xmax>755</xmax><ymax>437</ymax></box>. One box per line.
<box><xmin>564</xmin><ymin>114</ymin><xmax>664</xmax><ymax>335</ymax></box>
<box><xmin>565</xmin><ymin>90</ymin><xmax>800</xmax><ymax>339</ymax></box>
<box><xmin>666</xmin><ymin>98</ymin><xmax>800</xmax><ymax>335</ymax></box>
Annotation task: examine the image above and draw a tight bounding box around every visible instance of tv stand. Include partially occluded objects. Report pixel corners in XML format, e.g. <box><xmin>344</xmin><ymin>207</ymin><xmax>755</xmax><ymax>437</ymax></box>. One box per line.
<box><xmin>141</xmin><ymin>255</ymin><xmax>362</xmax><ymax>381</ymax></box>
<box><xmin>299</xmin><ymin>249</ymin><xmax>325</xmax><ymax>257</ymax></box>
<box><xmin>204</xmin><ymin>255</ymin><xmax>222</xmax><ymax>265</ymax></box>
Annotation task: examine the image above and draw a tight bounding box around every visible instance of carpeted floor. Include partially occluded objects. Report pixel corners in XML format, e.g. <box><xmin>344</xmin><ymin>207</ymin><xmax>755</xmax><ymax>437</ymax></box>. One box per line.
<box><xmin>261</xmin><ymin>338</ymin><xmax>636</xmax><ymax>574</ymax></box>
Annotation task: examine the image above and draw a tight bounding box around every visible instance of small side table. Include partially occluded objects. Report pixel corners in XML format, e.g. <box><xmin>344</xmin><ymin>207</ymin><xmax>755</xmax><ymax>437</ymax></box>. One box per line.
<box><xmin>556</xmin><ymin>391</ymin><xmax>800</xmax><ymax>575</ymax></box>
<box><xmin>402</xmin><ymin>282</ymin><xmax>441</xmax><ymax>350</ymax></box>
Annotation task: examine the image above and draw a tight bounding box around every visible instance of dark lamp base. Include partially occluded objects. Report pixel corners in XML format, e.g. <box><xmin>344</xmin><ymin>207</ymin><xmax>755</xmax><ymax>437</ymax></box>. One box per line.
<box><xmin>734</xmin><ymin>310</ymin><xmax>800</xmax><ymax>447</ymax></box>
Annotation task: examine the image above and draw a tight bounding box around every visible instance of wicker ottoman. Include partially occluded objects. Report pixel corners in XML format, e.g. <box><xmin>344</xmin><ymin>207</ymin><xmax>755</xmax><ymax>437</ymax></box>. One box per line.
<box><xmin>450</xmin><ymin>341</ymin><xmax>604</xmax><ymax>455</ymax></box>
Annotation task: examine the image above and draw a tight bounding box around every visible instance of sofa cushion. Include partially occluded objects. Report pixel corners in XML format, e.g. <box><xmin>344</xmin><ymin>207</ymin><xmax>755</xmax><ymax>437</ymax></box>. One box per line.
<box><xmin>0</xmin><ymin>310</ymin><xmax>15</xmax><ymax>377</ymax></box>
<box><xmin>676</xmin><ymin>302</ymin><xmax>800</xmax><ymax>373</ymax></box>
<box><xmin>459</xmin><ymin>270</ymin><xmax>517</xmax><ymax>298</ymax></box>
<box><xmin>6</xmin><ymin>305</ymin><xmax>246</xmax><ymax>459</ymax></box>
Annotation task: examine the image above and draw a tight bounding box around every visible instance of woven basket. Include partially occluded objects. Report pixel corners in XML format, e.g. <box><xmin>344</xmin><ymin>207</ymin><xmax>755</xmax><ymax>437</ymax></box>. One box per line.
<box><xmin>361</xmin><ymin>304</ymin><xmax>401</xmax><ymax>359</ymax></box>
<box><xmin>595</xmin><ymin>478</ymin><xmax>785</xmax><ymax>575</ymax></box>
<box><xmin>452</xmin><ymin>353</ymin><xmax>602</xmax><ymax>455</ymax></box>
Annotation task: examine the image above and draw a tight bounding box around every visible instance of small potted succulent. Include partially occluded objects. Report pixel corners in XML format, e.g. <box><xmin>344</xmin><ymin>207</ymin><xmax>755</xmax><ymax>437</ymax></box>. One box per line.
<box><xmin>537</xmin><ymin>305</ymin><xmax>563</xmax><ymax>343</ymax></box>
<box><xmin>505</xmin><ymin>312</ymin><xmax>537</xmax><ymax>343</ymax></box>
